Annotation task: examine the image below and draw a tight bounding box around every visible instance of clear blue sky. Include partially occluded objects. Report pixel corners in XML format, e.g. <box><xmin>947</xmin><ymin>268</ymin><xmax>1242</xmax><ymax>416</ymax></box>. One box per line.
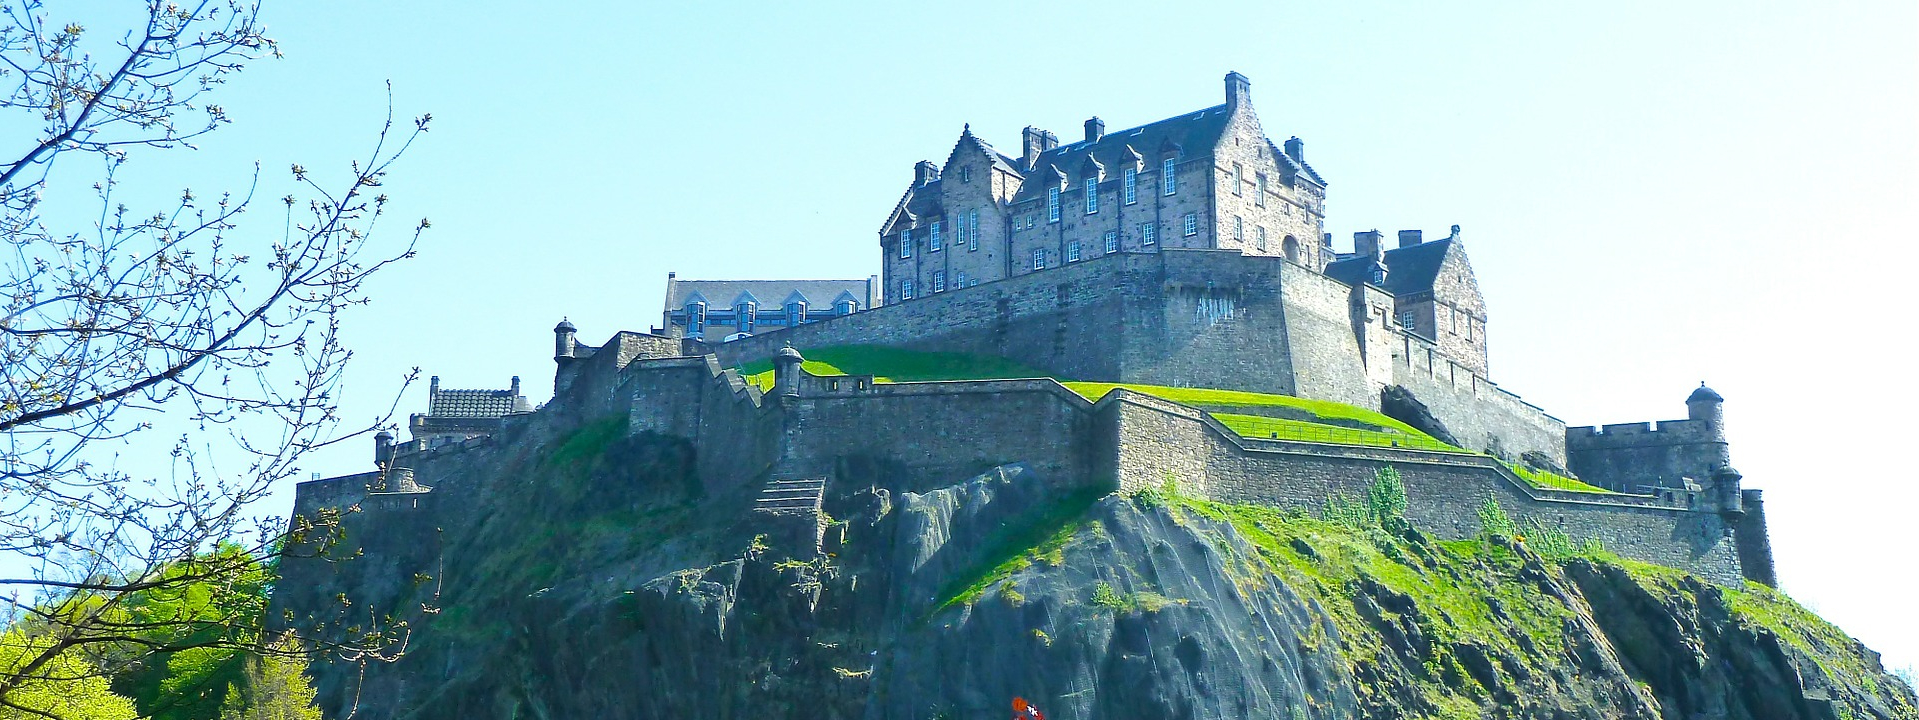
<box><xmin>91</xmin><ymin>1</ymin><xmax>1918</xmax><ymax>672</ymax></box>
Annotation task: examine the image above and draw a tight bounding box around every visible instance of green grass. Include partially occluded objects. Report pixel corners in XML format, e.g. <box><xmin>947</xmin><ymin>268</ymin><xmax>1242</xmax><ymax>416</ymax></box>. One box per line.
<box><xmin>1062</xmin><ymin>381</ymin><xmax>1428</xmax><ymax>436</ymax></box>
<box><xmin>925</xmin><ymin>486</ymin><xmax>1108</xmax><ymax>617</ymax></box>
<box><xmin>738</xmin><ymin>345</ymin><xmax>1055</xmax><ymax>391</ymax></box>
<box><xmin>1211</xmin><ymin>412</ymin><xmax>1467</xmax><ymax>453</ymax></box>
<box><xmin>1507</xmin><ymin>464</ymin><xmax>1614</xmax><ymax>494</ymax></box>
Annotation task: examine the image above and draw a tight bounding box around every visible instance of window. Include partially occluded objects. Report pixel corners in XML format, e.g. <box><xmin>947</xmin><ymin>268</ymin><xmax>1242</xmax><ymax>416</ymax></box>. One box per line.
<box><xmin>1162</xmin><ymin>158</ymin><xmax>1177</xmax><ymax>195</ymax></box>
<box><xmin>954</xmin><ymin>213</ymin><xmax>966</xmax><ymax>249</ymax></box>
<box><xmin>1233</xmin><ymin>163</ymin><xmax>1243</xmax><ymax>196</ymax></box>
<box><xmin>1183</xmin><ymin>213</ymin><xmax>1198</xmax><ymax>236</ymax></box>
<box><xmin>1104</xmin><ymin>230</ymin><xmax>1118</xmax><ymax>254</ymax></box>
<box><xmin>1450</xmin><ymin>308</ymin><xmax>1459</xmax><ymax>333</ymax></box>
<box><xmin>1466</xmin><ymin>317</ymin><xmax>1474</xmax><ymax>340</ymax></box>
<box><xmin>1399</xmin><ymin>310</ymin><xmax>1415</xmax><ymax>329</ymax></box>
<box><xmin>736</xmin><ymin>303</ymin><xmax>755</xmax><ymax>333</ymax></box>
<box><xmin>1068</xmin><ymin>241</ymin><xmax>1082</xmax><ymax>262</ymax></box>
<box><xmin>1047</xmin><ymin>187</ymin><xmax>1061</xmax><ymax>222</ymax></box>
<box><xmin>1141</xmin><ymin>222</ymin><xmax>1157</xmax><ymax>245</ymax></box>
<box><xmin>968</xmin><ymin>210</ymin><xmax>980</xmax><ymax>251</ymax></box>
<box><xmin>933</xmin><ymin>270</ymin><xmax>946</xmax><ymax>293</ymax></box>
<box><xmin>956</xmin><ymin>270</ymin><xmax>967</xmax><ymax>287</ymax></box>
<box><xmin>902</xmin><ymin>279</ymin><xmax>916</xmax><ymax>300</ymax></box>
<box><xmin>960</xmin><ymin>166</ymin><xmax>971</xmax><ymax>183</ymax></box>
<box><xmin>836</xmin><ymin>300</ymin><xmax>857</xmax><ymax>315</ymax></box>
<box><xmin>1256</xmin><ymin>226</ymin><xmax>1267</xmax><ymax>251</ymax></box>
<box><xmin>1032</xmin><ymin>248</ymin><xmax>1047</xmax><ymax>270</ymax></box>
<box><xmin>1234</xmin><ymin>215</ymin><xmax>1244</xmax><ymax>240</ymax></box>
<box><xmin>1122</xmin><ymin>168</ymin><xmax>1137</xmax><ymax>204</ymax></box>
<box><xmin>1084</xmin><ymin>177</ymin><xmax>1098</xmax><ymax>214</ymax></box>
<box><xmin>1256</xmin><ymin>173</ymin><xmax>1267</xmax><ymax>207</ymax></box>
<box><xmin>899</xmin><ymin>229</ymin><xmax>912</xmax><ymax>258</ymax></box>
<box><xmin>930</xmin><ymin>220</ymin><xmax>942</xmax><ymax>251</ymax></box>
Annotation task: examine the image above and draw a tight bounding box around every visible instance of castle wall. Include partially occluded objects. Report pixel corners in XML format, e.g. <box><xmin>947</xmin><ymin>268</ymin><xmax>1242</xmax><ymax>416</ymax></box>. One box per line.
<box><xmin>620</xmin><ymin>355</ymin><xmax>778</xmax><ymax>496</ymax></box>
<box><xmin>1104</xmin><ymin>390</ymin><xmax>1743</xmax><ymax>585</ymax></box>
<box><xmin>1392</xmin><ymin>334</ymin><xmax>1566</xmax><ymax>465</ymax></box>
<box><xmin>783</xmin><ymin>377</ymin><xmax>1101</xmax><ymax>495</ymax></box>
<box><xmin>716</xmin><ymin>249</ymin><xmax>1377</xmax><ymax>409</ymax></box>
<box><xmin>1565</xmin><ymin>420</ymin><xmax>1728</xmax><ymax>493</ymax></box>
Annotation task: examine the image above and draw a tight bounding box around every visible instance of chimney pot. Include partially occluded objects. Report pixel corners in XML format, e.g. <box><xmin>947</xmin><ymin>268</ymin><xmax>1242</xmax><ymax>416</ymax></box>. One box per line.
<box><xmin>913</xmin><ymin>160</ymin><xmax>939</xmax><ymax>186</ymax></box>
<box><xmin>1084</xmin><ymin>117</ymin><xmax>1105</xmax><ymax>143</ymax></box>
<box><xmin>1284</xmin><ymin>136</ymin><xmax>1305</xmax><ymax>162</ymax></box>
<box><xmin>1398</xmin><ymin>230</ymin><xmax>1423</xmax><ymax>248</ymax></box>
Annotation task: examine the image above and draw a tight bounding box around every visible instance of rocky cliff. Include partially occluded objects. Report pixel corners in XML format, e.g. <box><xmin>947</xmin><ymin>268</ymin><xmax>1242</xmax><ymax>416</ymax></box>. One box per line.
<box><xmin>277</xmin><ymin>420</ymin><xmax>1916</xmax><ymax>720</ymax></box>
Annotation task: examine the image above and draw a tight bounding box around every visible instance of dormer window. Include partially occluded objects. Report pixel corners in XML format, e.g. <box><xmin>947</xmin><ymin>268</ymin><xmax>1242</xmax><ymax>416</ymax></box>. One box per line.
<box><xmin>836</xmin><ymin>299</ymin><xmax>857</xmax><ymax>315</ymax></box>
<box><xmin>1047</xmin><ymin>187</ymin><xmax>1061</xmax><ymax>223</ymax></box>
<box><xmin>1122</xmin><ymin>167</ymin><xmax>1137</xmax><ymax>204</ymax></box>
<box><xmin>785</xmin><ymin>301</ymin><xmax>806</xmax><ymax>326</ymax></box>
<box><xmin>1162</xmin><ymin>158</ymin><xmax>1177</xmax><ymax>195</ymax></box>
<box><xmin>1084</xmin><ymin>177</ymin><xmax>1098</xmax><ymax>214</ymax></box>
<box><xmin>899</xmin><ymin>229</ymin><xmax>913</xmax><ymax>258</ymax></box>
<box><xmin>930</xmin><ymin>220</ymin><xmax>943</xmax><ymax>251</ymax></box>
<box><xmin>735</xmin><ymin>301</ymin><xmax>757</xmax><ymax>333</ymax></box>
<box><xmin>686</xmin><ymin>301</ymin><xmax>707</xmax><ymax>336</ymax></box>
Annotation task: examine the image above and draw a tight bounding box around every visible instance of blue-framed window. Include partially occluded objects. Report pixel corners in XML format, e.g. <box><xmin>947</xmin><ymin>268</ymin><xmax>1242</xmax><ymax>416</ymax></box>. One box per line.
<box><xmin>1047</xmin><ymin>187</ymin><xmax>1060</xmax><ymax>222</ymax></box>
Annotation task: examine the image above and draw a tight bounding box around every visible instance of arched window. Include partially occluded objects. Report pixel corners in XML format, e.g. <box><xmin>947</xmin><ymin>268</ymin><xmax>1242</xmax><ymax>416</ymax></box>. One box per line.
<box><xmin>1282</xmin><ymin>235</ymin><xmax>1301</xmax><ymax>263</ymax></box>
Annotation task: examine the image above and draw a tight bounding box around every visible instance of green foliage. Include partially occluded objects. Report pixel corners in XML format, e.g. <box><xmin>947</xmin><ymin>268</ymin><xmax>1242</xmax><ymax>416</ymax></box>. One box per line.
<box><xmin>101</xmin><ymin>545</ymin><xmax>275</xmax><ymax>720</ymax></box>
<box><xmin>1476</xmin><ymin>496</ymin><xmax>1518</xmax><ymax>539</ymax></box>
<box><xmin>1318</xmin><ymin>467</ymin><xmax>1410</xmax><ymax>532</ymax></box>
<box><xmin>1474</xmin><ymin>496</ymin><xmax>1603</xmax><ymax>561</ymax></box>
<box><xmin>1091</xmin><ymin>581</ymin><xmax>1127</xmax><ymax>610</ymax></box>
<box><xmin>1063</xmin><ymin>382</ymin><xmax>1430</xmax><ymax>436</ymax></box>
<box><xmin>739</xmin><ymin>344</ymin><xmax>1056</xmax><ymax>390</ymax></box>
<box><xmin>0</xmin><ymin>629</ymin><xmax>138</xmax><ymax>719</ymax></box>
<box><xmin>217</xmin><ymin>637</ymin><xmax>322</xmax><ymax>720</ymax></box>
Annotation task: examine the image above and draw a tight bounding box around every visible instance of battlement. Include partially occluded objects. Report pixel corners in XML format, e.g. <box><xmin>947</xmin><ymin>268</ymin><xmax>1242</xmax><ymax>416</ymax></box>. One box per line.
<box><xmin>1566</xmin><ymin>418</ymin><xmax>1716</xmax><ymax>445</ymax></box>
<box><xmin>1564</xmin><ymin>386</ymin><xmax>1731</xmax><ymax>495</ymax></box>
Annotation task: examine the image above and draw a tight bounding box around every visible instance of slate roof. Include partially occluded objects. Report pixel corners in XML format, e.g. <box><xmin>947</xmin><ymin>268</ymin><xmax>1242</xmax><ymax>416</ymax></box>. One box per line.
<box><xmin>1007</xmin><ymin>104</ymin><xmax>1236</xmax><ymax>205</ymax></box>
<box><xmin>954</xmin><ymin>127</ymin><xmax>1021</xmax><ymax>176</ymax></box>
<box><xmin>1378</xmin><ymin>239</ymin><xmax>1453</xmax><ymax>295</ymax></box>
<box><xmin>1322</xmin><ymin>239</ymin><xmax>1455</xmax><ymax>295</ymax></box>
<box><xmin>666</xmin><ymin>279</ymin><xmax>875</xmax><ymax>310</ymax></box>
<box><xmin>427</xmin><ymin>386</ymin><xmax>530</xmax><ymax>418</ymax></box>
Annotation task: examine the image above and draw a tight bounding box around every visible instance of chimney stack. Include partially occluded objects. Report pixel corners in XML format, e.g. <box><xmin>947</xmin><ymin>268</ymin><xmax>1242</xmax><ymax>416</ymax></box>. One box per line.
<box><xmin>1354</xmin><ymin>230</ymin><xmax>1384</xmax><ymax>259</ymax></box>
<box><xmin>1225</xmin><ymin>71</ymin><xmax>1252</xmax><ymax>108</ymax></box>
<box><xmin>1021</xmin><ymin>126</ymin><xmax>1059</xmax><ymax>168</ymax></box>
<box><xmin>913</xmin><ymin>160</ymin><xmax>939</xmax><ymax>186</ymax></box>
<box><xmin>1284</xmin><ymin>136</ymin><xmax>1305</xmax><ymax>162</ymax></box>
<box><xmin>1398</xmin><ymin>230</ymin><xmax>1423</xmax><ymax>248</ymax></box>
<box><xmin>1084</xmin><ymin>116</ymin><xmax>1105</xmax><ymax>143</ymax></box>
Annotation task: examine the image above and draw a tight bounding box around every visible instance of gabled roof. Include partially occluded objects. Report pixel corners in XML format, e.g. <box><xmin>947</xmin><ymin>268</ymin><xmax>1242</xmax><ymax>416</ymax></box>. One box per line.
<box><xmin>948</xmin><ymin>125</ymin><xmax>1021</xmax><ymax>177</ymax></box>
<box><xmin>665</xmin><ymin>279</ymin><xmax>875</xmax><ymax>312</ymax></box>
<box><xmin>1008</xmin><ymin>104</ymin><xmax>1236</xmax><ymax>205</ymax></box>
<box><xmin>1379</xmin><ymin>239</ymin><xmax>1453</xmax><ymax>295</ymax></box>
<box><xmin>427</xmin><ymin>385</ymin><xmax>530</xmax><ymax>418</ymax></box>
<box><xmin>879</xmin><ymin>178</ymin><xmax>944</xmax><ymax>235</ymax></box>
<box><xmin>1267</xmin><ymin>138</ymin><xmax>1326</xmax><ymax>187</ymax></box>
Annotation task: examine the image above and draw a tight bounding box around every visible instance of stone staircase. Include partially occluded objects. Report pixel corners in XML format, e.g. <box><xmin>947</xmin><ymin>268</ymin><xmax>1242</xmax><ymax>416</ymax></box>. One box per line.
<box><xmin>754</xmin><ymin>477</ymin><xmax>827</xmax><ymax>556</ymax></box>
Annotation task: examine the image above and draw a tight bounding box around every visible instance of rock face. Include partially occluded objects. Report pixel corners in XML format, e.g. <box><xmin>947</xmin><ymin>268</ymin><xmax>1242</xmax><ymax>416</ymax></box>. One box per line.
<box><xmin>277</xmin><ymin>426</ymin><xmax>1916</xmax><ymax>720</ymax></box>
<box><xmin>1380</xmin><ymin>385</ymin><xmax>1464</xmax><ymax>450</ymax></box>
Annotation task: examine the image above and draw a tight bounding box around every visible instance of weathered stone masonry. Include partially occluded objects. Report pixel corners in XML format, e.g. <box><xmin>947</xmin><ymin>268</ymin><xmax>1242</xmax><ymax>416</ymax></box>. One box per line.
<box><xmin>292</xmin><ymin>340</ymin><xmax>1770</xmax><ymax>587</ymax></box>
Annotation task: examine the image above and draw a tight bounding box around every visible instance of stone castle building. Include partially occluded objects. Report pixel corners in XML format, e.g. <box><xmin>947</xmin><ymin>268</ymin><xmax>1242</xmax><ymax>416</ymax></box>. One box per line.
<box><xmin>879</xmin><ymin>72</ymin><xmax>1327</xmax><ymax>301</ymax></box>
<box><xmin>287</xmin><ymin>72</ymin><xmax>1777</xmax><ymax>604</ymax></box>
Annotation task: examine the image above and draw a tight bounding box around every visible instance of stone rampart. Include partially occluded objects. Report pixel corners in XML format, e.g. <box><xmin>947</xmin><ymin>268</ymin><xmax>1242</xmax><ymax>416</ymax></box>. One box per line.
<box><xmin>1565</xmin><ymin>419</ymin><xmax>1728</xmax><ymax>493</ymax></box>
<box><xmin>1392</xmin><ymin>333</ymin><xmax>1566</xmax><ymax>465</ymax></box>
<box><xmin>1102</xmin><ymin>388</ymin><xmax>1743</xmax><ymax>584</ymax></box>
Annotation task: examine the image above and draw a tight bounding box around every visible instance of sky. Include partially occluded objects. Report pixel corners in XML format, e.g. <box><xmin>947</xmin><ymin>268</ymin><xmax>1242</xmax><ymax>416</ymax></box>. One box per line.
<box><xmin>52</xmin><ymin>1</ymin><xmax>1919</xmax><ymax>672</ymax></box>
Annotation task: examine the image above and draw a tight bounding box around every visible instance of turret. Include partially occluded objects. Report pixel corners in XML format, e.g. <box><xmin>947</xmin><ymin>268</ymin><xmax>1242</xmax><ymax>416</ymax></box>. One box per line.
<box><xmin>773</xmin><ymin>345</ymin><xmax>804</xmax><ymax>399</ymax></box>
<box><xmin>1710</xmin><ymin>465</ymin><xmax>1745</xmax><ymax>521</ymax></box>
<box><xmin>1686</xmin><ymin>383</ymin><xmax>1725</xmax><ymax>440</ymax></box>
<box><xmin>554</xmin><ymin>318</ymin><xmax>577</xmax><ymax>360</ymax></box>
<box><xmin>374</xmin><ymin>428</ymin><xmax>395</xmax><ymax>468</ymax></box>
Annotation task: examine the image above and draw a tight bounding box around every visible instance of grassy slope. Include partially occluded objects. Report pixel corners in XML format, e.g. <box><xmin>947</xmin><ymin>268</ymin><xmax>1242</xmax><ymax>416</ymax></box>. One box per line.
<box><xmin>733</xmin><ymin>344</ymin><xmax>1609</xmax><ymax>493</ymax></box>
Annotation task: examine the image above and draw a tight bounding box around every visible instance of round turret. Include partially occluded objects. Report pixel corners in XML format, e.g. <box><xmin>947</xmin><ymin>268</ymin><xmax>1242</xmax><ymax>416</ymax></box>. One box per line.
<box><xmin>1686</xmin><ymin>382</ymin><xmax>1725</xmax><ymax>438</ymax></box>
<box><xmin>773</xmin><ymin>344</ymin><xmax>805</xmax><ymax>398</ymax></box>
<box><xmin>553</xmin><ymin>317</ymin><xmax>577</xmax><ymax>360</ymax></box>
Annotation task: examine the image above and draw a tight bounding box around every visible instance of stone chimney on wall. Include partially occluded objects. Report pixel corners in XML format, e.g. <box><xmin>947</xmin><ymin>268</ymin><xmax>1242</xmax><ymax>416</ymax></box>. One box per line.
<box><xmin>1354</xmin><ymin>230</ymin><xmax>1385</xmax><ymax>259</ymax></box>
<box><xmin>1021</xmin><ymin>126</ymin><xmax>1059</xmax><ymax>169</ymax></box>
<box><xmin>1284</xmin><ymin>136</ymin><xmax>1305</xmax><ymax>162</ymax></box>
<box><xmin>1398</xmin><ymin>230</ymin><xmax>1423</xmax><ymax>248</ymax></box>
<box><xmin>913</xmin><ymin>160</ymin><xmax>939</xmax><ymax>186</ymax></box>
<box><xmin>1084</xmin><ymin>117</ymin><xmax>1105</xmax><ymax>143</ymax></box>
<box><xmin>1225</xmin><ymin>71</ymin><xmax>1252</xmax><ymax>108</ymax></box>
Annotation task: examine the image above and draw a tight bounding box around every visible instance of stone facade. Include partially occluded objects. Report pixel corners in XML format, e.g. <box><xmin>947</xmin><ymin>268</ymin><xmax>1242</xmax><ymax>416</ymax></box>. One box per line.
<box><xmin>294</xmin><ymin>340</ymin><xmax>1770</xmax><ymax>588</ymax></box>
<box><xmin>658</xmin><ymin>274</ymin><xmax>880</xmax><ymax>340</ymax></box>
<box><xmin>880</xmin><ymin>73</ymin><xmax>1327</xmax><ymax>303</ymax></box>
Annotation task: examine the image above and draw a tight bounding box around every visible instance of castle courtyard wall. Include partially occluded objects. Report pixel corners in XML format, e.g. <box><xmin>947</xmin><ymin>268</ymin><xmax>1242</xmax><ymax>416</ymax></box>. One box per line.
<box><xmin>1565</xmin><ymin>419</ymin><xmax>1727</xmax><ymax>493</ymax></box>
<box><xmin>1104</xmin><ymin>390</ymin><xmax>1742</xmax><ymax>585</ymax></box>
<box><xmin>1392</xmin><ymin>334</ymin><xmax>1567</xmax><ymax>466</ymax></box>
